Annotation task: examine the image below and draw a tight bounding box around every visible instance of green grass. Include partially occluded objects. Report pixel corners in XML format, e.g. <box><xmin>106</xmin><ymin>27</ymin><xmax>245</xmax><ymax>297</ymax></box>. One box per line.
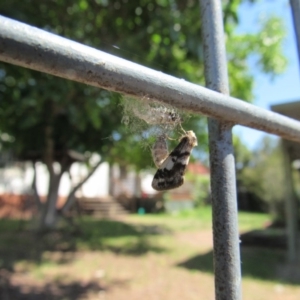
<box><xmin>0</xmin><ymin>207</ymin><xmax>271</xmax><ymax>263</ymax></box>
<box><xmin>0</xmin><ymin>211</ymin><xmax>298</xmax><ymax>300</ymax></box>
<box><xmin>129</xmin><ymin>206</ymin><xmax>271</xmax><ymax>232</ymax></box>
<box><xmin>0</xmin><ymin>208</ymin><xmax>287</xmax><ymax>284</ymax></box>
<box><xmin>238</xmin><ymin>211</ymin><xmax>271</xmax><ymax>231</ymax></box>
<box><xmin>128</xmin><ymin>206</ymin><xmax>212</xmax><ymax>231</ymax></box>
<box><xmin>1</xmin><ymin>209</ymin><xmax>299</xmax><ymax>300</ymax></box>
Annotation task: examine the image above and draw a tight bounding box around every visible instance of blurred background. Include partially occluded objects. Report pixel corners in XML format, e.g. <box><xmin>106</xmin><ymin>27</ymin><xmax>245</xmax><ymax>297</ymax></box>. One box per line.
<box><xmin>0</xmin><ymin>0</ymin><xmax>300</xmax><ymax>299</ymax></box>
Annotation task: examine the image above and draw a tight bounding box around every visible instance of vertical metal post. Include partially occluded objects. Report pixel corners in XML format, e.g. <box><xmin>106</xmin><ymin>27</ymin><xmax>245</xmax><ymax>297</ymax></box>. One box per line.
<box><xmin>282</xmin><ymin>142</ymin><xmax>298</xmax><ymax>262</ymax></box>
<box><xmin>288</xmin><ymin>0</ymin><xmax>300</xmax><ymax>262</ymax></box>
<box><xmin>290</xmin><ymin>0</ymin><xmax>300</xmax><ymax>71</ymax></box>
<box><xmin>199</xmin><ymin>1</ymin><xmax>242</xmax><ymax>300</ymax></box>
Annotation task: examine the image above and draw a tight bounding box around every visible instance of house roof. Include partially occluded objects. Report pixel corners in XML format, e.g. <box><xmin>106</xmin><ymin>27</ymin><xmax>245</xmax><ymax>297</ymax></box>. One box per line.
<box><xmin>271</xmin><ymin>100</ymin><xmax>300</xmax><ymax>161</ymax></box>
<box><xmin>271</xmin><ymin>100</ymin><xmax>300</xmax><ymax>120</ymax></box>
<box><xmin>187</xmin><ymin>162</ymin><xmax>210</xmax><ymax>175</ymax></box>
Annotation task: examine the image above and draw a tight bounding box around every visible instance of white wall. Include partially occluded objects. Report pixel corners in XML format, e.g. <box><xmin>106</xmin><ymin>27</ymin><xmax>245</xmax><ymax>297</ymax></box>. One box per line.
<box><xmin>0</xmin><ymin>161</ymin><xmax>109</xmax><ymax>197</ymax></box>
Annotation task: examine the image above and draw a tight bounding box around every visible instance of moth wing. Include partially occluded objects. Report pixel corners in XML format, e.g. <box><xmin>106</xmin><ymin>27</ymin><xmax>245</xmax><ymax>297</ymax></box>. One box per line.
<box><xmin>159</xmin><ymin>154</ymin><xmax>175</xmax><ymax>170</ymax></box>
<box><xmin>151</xmin><ymin>153</ymin><xmax>188</xmax><ymax>191</ymax></box>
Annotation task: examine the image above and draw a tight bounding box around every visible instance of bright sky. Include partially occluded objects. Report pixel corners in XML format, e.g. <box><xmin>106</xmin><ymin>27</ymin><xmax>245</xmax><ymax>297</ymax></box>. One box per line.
<box><xmin>233</xmin><ymin>0</ymin><xmax>300</xmax><ymax>149</ymax></box>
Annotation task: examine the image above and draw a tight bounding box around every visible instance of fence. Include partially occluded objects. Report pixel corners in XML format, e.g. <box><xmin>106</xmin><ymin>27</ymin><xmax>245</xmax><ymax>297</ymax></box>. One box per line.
<box><xmin>1</xmin><ymin>1</ymin><xmax>300</xmax><ymax>299</ymax></box>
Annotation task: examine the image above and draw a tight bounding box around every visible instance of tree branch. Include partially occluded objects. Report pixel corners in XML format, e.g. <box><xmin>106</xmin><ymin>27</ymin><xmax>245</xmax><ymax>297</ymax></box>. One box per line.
<box><xmin>43</xmin><ymin>100</ymin><xmax>55</xmax><ymax>176</ymax></box>
<box><xmin>31</xmin><ymin>161</ymin><xmax>42</xmax><ymax>210</ymax></box>
<box><xmin>60</xmin><ymin>159</ymin><xmax>103</xmax><ymax>214</ymax></box>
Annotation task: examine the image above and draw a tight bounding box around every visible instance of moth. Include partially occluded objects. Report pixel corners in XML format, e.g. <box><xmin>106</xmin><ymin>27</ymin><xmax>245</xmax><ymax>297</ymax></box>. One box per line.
<box><xmin>151</xmin><ymin>130</ymin><xmax>198</xmax><ymax>191</ymax></box>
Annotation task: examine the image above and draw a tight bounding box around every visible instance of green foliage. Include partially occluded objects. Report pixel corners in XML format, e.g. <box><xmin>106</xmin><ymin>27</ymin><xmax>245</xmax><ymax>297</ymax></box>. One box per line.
<box><xmin>233</xmin><ymin>134</ymin><xmax>253</xmax><ymax>171</ymax></box>
<box><xmin>236</xmin><ymin>136</ymin><xmax>286</xmax><ymax>220</ymax></box>
<box><xmin>0</xmin><ymin>72</ymin><xmax>123</xmax><ymax>160</ymax></box>
<box><xmin>227</xmin><ymin>16</ymin><xmax>287</xmax><ymax>101</ymax></box>
<box><xmin>0</xmin><ymin>1</ymin><xmax>289</xmax><ymax>229</ymax></box>
<box><xmin>0</xmin><ymin>0</ymin><xmax>287</xmax><ymax>168</ymax></box>
<box><xmin>186</xmin><ymin>173</ymin><xmax>211</xmax><ymax>207</ymax></box>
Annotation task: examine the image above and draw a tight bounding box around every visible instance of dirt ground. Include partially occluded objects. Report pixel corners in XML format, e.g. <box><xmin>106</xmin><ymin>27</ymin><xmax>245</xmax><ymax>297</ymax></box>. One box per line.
<box><xmin>1</xmin><ymin>228</ymin><xmax>300</xmax><ymax>300</ymax></box>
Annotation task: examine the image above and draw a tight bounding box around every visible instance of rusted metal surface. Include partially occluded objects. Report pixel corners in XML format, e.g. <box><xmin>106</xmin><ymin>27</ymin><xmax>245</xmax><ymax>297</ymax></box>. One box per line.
<box><xmin>200</xmin><ymin>0</ymin><xmax>242</xmax><ymax>299</ymax></box>
<box><xmin>1</xmin><ymin>16</ymin><xmax>300</xmax><ymax>143</ymax></box>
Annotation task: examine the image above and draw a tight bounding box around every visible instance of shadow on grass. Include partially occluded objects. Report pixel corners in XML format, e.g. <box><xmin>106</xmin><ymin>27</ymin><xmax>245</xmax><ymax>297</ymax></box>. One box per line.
<box><xmin>0</xmin><ymin>268</ymin><xmax>129</xmax><ymax>300</ymax></box>
<box><xmin>0</xmin><ymin>217</ymin><xmax>148</xmax><ymax>300</ymax></box>
<box><xmin>177</xmin><ymin>245</ymin><xmax>300</xmax><ymax>284</ymax></box>
<box><xmin>0</xmin><ymin>217</ymin><xmax>171</xmax><ymax>271</ymax></box>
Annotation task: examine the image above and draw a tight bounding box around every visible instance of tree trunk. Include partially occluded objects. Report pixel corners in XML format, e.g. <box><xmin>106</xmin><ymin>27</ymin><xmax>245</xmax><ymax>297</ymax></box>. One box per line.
<box><xmin>39</xmin><ymin>172</ymin><xmax>61</xmax><ymax>229</ymax></box>
<box><xmin>108</xmin><ymin>163</ymin><xmax>116</xmax><ymax>197</ymax></box>
<box><xmin>31</xmin><ymin>162</ymin><xmax>42</xmax><ymax>210</ymax></box>
<box><xmin>134</xmin><ymin>171</ymin><xmax>142</xmax><ymax>198</ymax></box>
<box><xmin>39</xmin><ymin>106</ymin><xmax>59</xmax><ymax>229</ymax></box>
<box><xmin>37</xmin><ymin>140</ymin><xmax>102</xmax><ymax>228</ymax></box>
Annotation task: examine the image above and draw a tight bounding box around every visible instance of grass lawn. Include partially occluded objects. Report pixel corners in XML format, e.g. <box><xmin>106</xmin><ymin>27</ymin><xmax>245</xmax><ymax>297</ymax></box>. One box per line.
<box><xmin>0</xmin><ymin>207</ymin><xmax>299</xmax><ymax>299</ymax></box>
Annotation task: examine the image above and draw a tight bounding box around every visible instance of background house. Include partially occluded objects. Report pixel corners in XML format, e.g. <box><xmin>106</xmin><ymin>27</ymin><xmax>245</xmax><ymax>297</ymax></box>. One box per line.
<box><xmin>165</xmin><ymin>162</ymin><xmax>210</xmax><ymax>212</ymax></box>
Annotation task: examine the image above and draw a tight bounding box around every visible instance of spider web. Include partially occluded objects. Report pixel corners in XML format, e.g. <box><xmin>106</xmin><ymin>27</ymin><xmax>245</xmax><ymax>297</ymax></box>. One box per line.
<box><xmin>121</xmin><ymin>96</ymin><xmax>189</xmax><ymax>149</ymax></box>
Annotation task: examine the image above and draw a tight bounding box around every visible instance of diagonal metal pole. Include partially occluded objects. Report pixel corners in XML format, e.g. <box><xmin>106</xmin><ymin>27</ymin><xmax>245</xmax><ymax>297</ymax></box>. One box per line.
<box><xmin>1</xmin><ymin>16</ymin><xmax>300</xmax><ymax>142</ymax></box>
<box><xmin>199</xmin><ymin>1</ymin><xmax>242</xmax><ymax>299</ymax></box>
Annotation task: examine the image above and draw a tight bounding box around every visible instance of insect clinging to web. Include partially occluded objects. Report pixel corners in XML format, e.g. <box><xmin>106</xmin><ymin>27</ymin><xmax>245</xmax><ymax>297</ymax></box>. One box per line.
<box><xmin>151</xmin><ymin>130</ymin><xmax>198</xmax><ymax>191</ymax></box>
<box><xmin>121</xmin><ymin>97</ymin><xmax>197</xmax><ymax>191</ymax></box>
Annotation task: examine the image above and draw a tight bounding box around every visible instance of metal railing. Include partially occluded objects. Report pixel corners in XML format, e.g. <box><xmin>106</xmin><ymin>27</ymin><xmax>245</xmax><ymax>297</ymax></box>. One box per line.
<box><xmin>0</xmin><ymin>1</ymin><xmax>300</xmax><ymax>299</ymax></box>
<box><xmin>1</xmin><ymin>16</ymin><xmax>300</xmax><ymax>142</ymax></box>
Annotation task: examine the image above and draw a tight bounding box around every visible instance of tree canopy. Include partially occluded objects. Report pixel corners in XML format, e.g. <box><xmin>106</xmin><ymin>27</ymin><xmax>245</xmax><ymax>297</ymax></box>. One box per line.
<box><xmin>234</xmin><ymin>136</ymin><xmax>287</xmax><ymax>219</ymax></box>
<box><xmin>0</xmin><ymin>1</ymin><xmax>287</xmax><ymax>160</ymax></box>
<box><xmin>0</xmin><ymin>0</ymin><xmax>288</xmax><ymax>227</ymax></box>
